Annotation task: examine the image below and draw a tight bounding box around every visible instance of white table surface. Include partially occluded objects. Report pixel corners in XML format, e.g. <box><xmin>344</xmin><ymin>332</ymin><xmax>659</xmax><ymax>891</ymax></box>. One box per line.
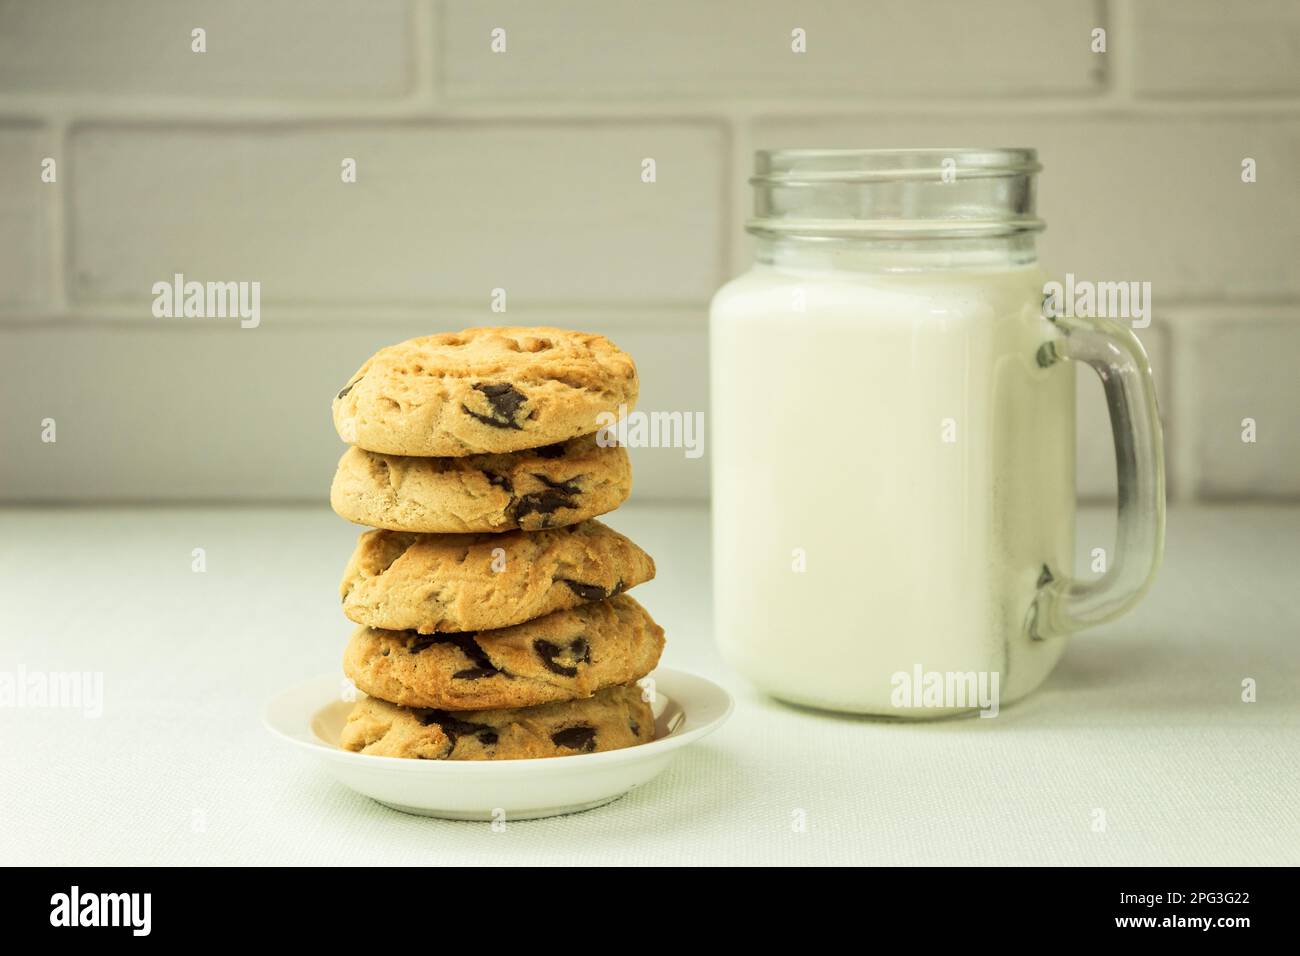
<box><xmin>2</xmin><ymin>502</ymin><xmax>1297</xmax><ymax>866</ymax></box>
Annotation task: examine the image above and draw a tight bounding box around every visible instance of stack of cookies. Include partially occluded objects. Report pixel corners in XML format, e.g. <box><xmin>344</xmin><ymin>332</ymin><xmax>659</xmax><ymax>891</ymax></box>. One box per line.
<box><xmin>327</xmin><ymin>327</ymin><xmax>664</xmax><ymax>761</ymax></box>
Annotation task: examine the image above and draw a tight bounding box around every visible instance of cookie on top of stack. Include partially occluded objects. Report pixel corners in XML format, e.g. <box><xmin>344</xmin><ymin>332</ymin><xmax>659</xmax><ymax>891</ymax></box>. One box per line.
<box><xmin>329</xmin><ymin>327</ymin><xmax>664</xmax><ymax>761</ymax></box>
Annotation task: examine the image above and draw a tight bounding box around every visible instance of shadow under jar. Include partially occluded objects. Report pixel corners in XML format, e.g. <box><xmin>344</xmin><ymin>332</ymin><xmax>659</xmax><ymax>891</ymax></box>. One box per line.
<box><xmin>709</xmin><ymin>148</ymin><xmax>1164</xmax><ymax>717</ymax></box>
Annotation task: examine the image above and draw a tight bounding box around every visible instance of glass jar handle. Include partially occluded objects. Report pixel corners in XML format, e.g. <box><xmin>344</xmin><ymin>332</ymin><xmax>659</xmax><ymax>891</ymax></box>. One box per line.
<box><xmin>1029</xmin><ymin>313</ymin><xmax>1166</xmax><ymax>639</ymax></box>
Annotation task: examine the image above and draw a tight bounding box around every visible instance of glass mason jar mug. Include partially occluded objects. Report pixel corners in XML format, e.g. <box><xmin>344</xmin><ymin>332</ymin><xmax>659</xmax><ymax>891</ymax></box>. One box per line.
<box><xmin>709</xmin><ymin>148</ymin><xmax>1164</xmax><ymax>717</ymax></box>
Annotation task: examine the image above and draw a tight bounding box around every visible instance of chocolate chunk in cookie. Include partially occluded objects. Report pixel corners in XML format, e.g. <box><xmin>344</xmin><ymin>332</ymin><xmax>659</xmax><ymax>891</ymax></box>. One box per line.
<box><xmin>462</xmin><ymin>382</ymin><xmax>528</xmax><ymax>430</ymax></box>
<box><xmin>550</xmin><ymin>726</ymin><xmax>597</xmax><ymax>752</ymax></box>
<box><xmin>534</xmin><ymin>637</ymin><xmax>591</xmax><ymax>677</ymax></box>
<box><xmin>559</xmin><ymin>579</ymin><xmax>609</xmax><ymax>602</ymax></box>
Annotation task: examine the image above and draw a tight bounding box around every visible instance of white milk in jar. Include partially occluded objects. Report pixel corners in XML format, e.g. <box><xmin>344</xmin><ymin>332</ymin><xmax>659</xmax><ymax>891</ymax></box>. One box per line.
<box><xmin>709</xmin><ymin>149</ymin><xmax>1165</xmax><ymax>716</ymax></box>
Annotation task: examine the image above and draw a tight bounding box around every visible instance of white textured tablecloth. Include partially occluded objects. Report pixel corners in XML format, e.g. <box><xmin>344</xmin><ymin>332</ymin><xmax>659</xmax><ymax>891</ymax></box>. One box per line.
<box><xmin>1</xmin><ymin>503</ymin><xmax>1296</xmax><ymax>866</ymax></box>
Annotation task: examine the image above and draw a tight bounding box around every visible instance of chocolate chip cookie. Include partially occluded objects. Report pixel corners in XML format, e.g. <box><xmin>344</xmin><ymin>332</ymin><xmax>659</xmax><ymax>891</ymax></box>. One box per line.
<box><xmin>340</xmin><ymin>682</ymin><xmax>655</xmax><ymax>760</ymax></box>
<box><xmin>340</xmin><ymin>519</ymin><xmax>655</xmax><ymax>634</ymax></box>
<box><xmin>332</xmin><ymin>327</ymin><xmax>638</xmax><ymax>457</ymax></box>
<box><xmin>343</xmin><ymin>594</ymin><xmax>664</xmax><ymax>710</ymax></box>
<box><xmin>330</xmin><ymin>433</ymin><xmax>631</xmax><ymax>533</ymax></box>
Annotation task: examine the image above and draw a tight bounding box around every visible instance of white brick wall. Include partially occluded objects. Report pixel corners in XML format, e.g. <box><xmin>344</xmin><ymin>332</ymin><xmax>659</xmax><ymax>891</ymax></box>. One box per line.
<box><xmin>0</xmin><ymin>0</ymin><xmax>415</xmax><ymax>99</ymax></box>
<box><xmin>0</xmin><ymin>124</ymin><xmax>50</xmax><ymax>308</ymax></box>
<box><xmin>0</xmin><ymin>0</ymin><xmax>1296</xmax><ymax>502</ymax></box>
<box><xmin>1132</xmin><ymin>0</ymin><xmax>1300</xmax><ymax>96</ymax></box>
<box><xmin>68</xmin><ymin>122</ymin><xmax>725</xmax><ymax>307</ymax></box>
<box><xmin>1181</xmin><ymin>310</ymin><xmax>1300</xmax><ymax>499</ymax></box>
<box><xmin>438</xmin><ymin>0</ymin><xmax>1106</xmax><ymax>100</ymax></box>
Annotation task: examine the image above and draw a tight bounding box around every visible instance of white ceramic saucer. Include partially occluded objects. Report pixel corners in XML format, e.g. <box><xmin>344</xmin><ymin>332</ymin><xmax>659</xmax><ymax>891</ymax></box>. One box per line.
<box><xmin>263</xmin><ymin>668</ymin><xmax>733</xmax><ymax>821</ymax></box>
